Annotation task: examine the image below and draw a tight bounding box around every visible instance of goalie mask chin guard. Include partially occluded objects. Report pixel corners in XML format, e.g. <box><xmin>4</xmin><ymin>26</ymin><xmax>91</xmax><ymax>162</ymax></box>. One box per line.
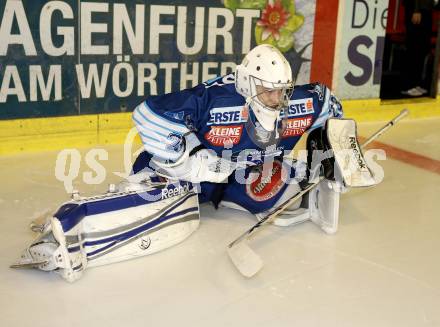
<box><xmin>243</xmin><ymin>103</ymin><xmax>288</xmax><ymax>149</ymax></box>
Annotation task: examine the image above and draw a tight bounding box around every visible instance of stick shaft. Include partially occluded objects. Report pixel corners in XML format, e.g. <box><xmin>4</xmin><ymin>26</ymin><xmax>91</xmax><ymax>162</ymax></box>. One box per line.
<box><xmin>361</xmin><ymin>109</ymin><xmax>409</xmax><ymax>148</ymax></box>
<box><xmin>228</xmin><ymin>178</ymin><xmax>322</xmax><ymax>247</ymax></box>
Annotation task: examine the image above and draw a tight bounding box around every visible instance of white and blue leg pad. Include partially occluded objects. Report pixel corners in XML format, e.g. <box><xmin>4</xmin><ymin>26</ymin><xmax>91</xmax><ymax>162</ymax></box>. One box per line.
<box><xmin>309</xmin><ymin>180</ymin><xmax>343</xmax><ymax>234</ymax></box>
<box><xmin>13</xmin><ymin>180</ymin><xmax>200</xmax><ymax>282</ymax></box>
<box><xmin>266</xmin><ymin>179</ymin><xmax>343</xmax><ymax>233</ymax></box>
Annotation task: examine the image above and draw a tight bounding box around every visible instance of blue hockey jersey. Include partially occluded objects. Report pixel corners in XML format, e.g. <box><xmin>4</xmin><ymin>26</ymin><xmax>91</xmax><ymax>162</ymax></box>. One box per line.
<box><xmin>132</xmin><ymin>74</ymin><xmax>343</xmax><ymax>167</ymax></box>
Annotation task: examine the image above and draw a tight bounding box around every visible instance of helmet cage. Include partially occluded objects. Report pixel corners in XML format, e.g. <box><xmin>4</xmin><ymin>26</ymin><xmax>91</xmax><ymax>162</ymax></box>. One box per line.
<box><xmin>248</xmin><ymin>75</ymin><xmax>294</xmax><ymax>113</ymax></box>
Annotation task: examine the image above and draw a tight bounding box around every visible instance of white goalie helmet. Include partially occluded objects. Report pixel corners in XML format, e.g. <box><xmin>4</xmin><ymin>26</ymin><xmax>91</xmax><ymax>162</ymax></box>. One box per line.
<box><xmin>235</xmin><ymin>44</ymin><xmax>294</xmax><ymax>131</ymax></box>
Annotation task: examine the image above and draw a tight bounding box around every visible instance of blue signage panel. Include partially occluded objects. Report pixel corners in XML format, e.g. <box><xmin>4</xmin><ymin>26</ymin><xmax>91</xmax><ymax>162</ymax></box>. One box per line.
<box><xmin>0</xmin><ymin>0</ymin><xmax>314</xmax><ymax>119</ymax></box>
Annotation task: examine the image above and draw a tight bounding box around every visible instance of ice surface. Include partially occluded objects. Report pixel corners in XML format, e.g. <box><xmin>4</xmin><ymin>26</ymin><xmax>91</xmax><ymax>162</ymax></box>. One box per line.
<box><xmin>0</xmin><ymin>118</ymin><xmax>439</xmax><ymax>327</ymax></box>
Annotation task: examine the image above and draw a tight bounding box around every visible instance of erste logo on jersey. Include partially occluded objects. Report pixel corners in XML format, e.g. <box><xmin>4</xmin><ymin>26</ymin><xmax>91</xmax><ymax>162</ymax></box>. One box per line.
<box><xmin>207</xmin><ymin>106</ymin><xmax>247</xmax><ymax>125</ymax></box>
<box><xmin>282</xmin><ymin>115</ymin><xmax>313</xmax><ymax>138</ymax></box>
<box><xmin>206</xmin><ymin>106</ymin><xmax>247</xmax><ymax>146</ymax></box>
<box><xmin>205</xmin><ymin>125</ymin><xmax>243</xmax><ymax>146</ymax></box>
<box><xmin>280</xmin><ymin>97</ymin><xmax>314</xmax><ymax>138</ymax></box>
<box><xmin>284</xmin><ymin>98</ymin><xmax>314</xmax><ymax>118</ymax></box>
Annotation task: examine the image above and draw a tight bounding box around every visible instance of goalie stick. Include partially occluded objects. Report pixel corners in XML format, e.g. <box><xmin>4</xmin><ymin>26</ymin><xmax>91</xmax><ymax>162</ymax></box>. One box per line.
<box><xmin>227</xmin><ymin>109</ymin><xmax>409</xmax><ymax>278</ymax></box>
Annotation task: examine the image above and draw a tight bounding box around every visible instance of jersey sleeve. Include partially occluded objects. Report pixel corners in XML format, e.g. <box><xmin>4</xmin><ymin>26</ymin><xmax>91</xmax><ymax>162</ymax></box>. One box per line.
<box><xmin>132</xmin><ymin>85</ymin><xmax>207</xmax><ymax>163</ymax></box>
<box><xmin>309</xmin><ymin>84</ymin><xmax>343</xmax><ymax>131</ymax></box>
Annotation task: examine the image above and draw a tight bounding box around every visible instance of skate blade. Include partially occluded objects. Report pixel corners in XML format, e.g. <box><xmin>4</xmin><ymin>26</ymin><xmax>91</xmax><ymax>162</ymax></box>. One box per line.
<box><xmin>28</xmin><ymin>208</ymin><xmax>55</xmax><ymax>233</ymax></box>
<box><xmin>29</xmin><ymin>223</ymin><xmax>45</xmax><ymax>233</ymax></box>
<box><xmin>10</xmin><ymin>261</ymin><xmax>49</xmax><ymax>269</ymax></box>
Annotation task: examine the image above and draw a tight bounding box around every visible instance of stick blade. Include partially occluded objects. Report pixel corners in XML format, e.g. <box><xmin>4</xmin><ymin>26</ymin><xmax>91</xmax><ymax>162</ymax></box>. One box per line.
<box><xmin>227</xmin><ymin>241</ymin><xmax>263</xmax><ymax>278</ymax></box>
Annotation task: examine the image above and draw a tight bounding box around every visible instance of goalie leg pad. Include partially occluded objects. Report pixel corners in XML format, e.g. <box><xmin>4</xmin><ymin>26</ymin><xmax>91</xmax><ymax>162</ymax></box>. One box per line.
<box><xmin>309</xmin><ymin>180</ymin><xmax>341</xmax><ymax>234</ymax></box>
<box><xmin>13</xmin><ymin>180</ymin><xmax>200</xmax><ymax>282</ymax></box>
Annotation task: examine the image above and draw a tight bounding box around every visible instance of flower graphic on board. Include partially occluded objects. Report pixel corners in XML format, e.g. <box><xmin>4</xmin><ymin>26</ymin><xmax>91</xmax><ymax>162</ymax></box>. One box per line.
<box><xmin>223</xmin><ymin>0</ymin><xmax>304</xmax><ymax>52</ymax></box>
<box><xmin>257</xmin><ymin>0</ymin><xmax>290</xmax><ymax>41</ymax></box>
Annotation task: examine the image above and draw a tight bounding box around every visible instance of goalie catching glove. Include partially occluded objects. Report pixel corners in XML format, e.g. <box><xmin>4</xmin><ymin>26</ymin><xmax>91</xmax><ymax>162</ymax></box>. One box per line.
<box><xmin>151</xmin><ymin>133</ymin><xmax>235</xmax><ymax>183</ymax></box>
